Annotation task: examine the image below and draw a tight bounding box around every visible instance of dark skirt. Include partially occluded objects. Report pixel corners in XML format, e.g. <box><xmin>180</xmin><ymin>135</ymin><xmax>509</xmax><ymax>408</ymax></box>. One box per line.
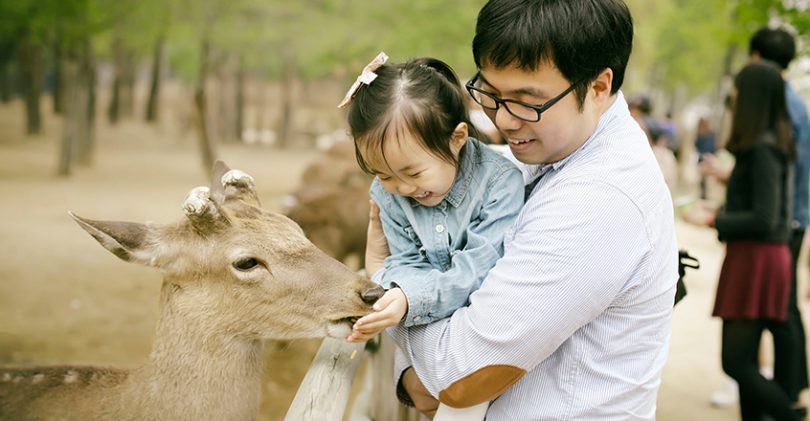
<box><xmin>713</xmin><ymin>241</ymin><xmax>792</xmax><ymax>321</ymax></box>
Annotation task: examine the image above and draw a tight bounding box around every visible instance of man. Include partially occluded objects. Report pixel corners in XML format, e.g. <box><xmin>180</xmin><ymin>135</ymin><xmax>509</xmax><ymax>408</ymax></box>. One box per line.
<box><xmin>750</xmin><ymin>26</ymin><xmax>810</xmax><ymax>403</ymax></box>
<box><xmin>366</xmin><ymin>0</ymin><xmax>678</xmax><ymax>418</ymax></box>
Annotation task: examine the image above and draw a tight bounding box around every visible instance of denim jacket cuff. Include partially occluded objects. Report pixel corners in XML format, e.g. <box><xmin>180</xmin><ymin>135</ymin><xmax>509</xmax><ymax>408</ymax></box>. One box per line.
<box><xmin>371</xmin><ymin>267</ymin><xmax>386</xmax><ymax>285</ymax></box>
<box><xmin>393</xmin><ymin>280</ymin><xmax>434</xmax><ymax>327</ymax></box>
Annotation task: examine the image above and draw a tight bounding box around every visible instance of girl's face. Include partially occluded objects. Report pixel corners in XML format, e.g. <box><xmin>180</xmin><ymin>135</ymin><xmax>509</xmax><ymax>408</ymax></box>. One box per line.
<box><xmin>362</xmin><ymin>123</ymin><xmax>467</xmax><ymax>207</ymax></box>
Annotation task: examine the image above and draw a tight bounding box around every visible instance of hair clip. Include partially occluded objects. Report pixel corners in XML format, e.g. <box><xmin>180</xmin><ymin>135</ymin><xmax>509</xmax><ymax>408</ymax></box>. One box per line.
<box><xmin>337</xmin><ymin>52</ymin><xmax>389</xmax><ymax>109</ymax></box>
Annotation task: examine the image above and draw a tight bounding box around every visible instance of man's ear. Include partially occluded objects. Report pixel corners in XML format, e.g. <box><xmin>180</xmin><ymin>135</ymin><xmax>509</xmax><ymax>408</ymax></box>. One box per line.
<box><xmin>591</xmin><ymin>68</ymin><xmax>614</xmax><ymax>102</ymax></box>
<box><xmin>451</xmin><ymin>122</ymin><xmax>469</xmax><ymax>153</ymax></box>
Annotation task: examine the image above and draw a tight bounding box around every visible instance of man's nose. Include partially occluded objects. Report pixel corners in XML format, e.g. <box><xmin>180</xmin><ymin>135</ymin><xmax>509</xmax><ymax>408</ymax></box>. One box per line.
<box><xmin>494</xmin><ymin>106</ymin><xmax>522</xmax><ymax>132</ymax></box>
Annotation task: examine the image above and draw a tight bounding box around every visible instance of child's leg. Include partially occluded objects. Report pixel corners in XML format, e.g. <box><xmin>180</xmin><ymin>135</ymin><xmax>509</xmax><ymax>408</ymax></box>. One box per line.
<box><xmin>434</xmin><ymin>401</ymin><xmax>489</xmax><ymax>420</ymax></box>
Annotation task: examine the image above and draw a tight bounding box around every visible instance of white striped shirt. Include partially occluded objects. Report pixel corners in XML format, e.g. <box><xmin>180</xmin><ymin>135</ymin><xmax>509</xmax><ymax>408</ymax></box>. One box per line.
<box><xmin>390</xmin><ymin>92</ymin><xmax>679</xmax><ymax>420</ymax></box>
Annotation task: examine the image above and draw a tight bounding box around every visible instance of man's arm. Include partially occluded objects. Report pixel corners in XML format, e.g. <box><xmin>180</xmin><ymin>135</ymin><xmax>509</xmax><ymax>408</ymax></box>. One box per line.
<box><xmin>390</xmin><ymin>180</ymin><xmax>652</xmax><ymax>408</ymax></box>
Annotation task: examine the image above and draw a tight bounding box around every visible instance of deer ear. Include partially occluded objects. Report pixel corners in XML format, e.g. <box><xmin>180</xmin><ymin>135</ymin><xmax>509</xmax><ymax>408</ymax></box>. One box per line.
<box><xmin>209</xmin><ymin>160</ymin><xmax>231</xmax><ymax>203</ymax></box>
<box><xmin>69</xmin><ymin>211</ymin><xmax>157</xmax><ymax>266</ymax></box>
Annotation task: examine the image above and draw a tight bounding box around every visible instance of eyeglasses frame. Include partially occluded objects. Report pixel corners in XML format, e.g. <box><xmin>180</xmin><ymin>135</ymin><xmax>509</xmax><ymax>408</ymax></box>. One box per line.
<box><xmin>465</xmin><ymin>72</ymin><xmax>585</xmax><ymax>123</ymax></box>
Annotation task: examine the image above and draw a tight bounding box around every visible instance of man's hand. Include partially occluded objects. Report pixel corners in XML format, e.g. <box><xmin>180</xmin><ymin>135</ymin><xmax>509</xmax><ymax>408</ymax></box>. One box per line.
<box><xmin>365</xmin><ymin>199</ymin><xmax>391</xmax><ymax>276</ymax></box>
<box><xmin>348</xmin><ymin>287</ymin><xmax>408</xmax><ymax>342</ymax></box>
<box><xmin>401</xmin><ymin>367</ymin><xmax>439</xmax><ymax>418</ymax></box>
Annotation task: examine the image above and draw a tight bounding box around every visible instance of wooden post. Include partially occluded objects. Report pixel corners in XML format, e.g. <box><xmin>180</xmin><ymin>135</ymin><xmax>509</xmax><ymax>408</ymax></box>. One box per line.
<box><xmin>285</xmin><ymin>338</ymin><xmax>365</xmax><ymax>421</ymax></box>
<box><xmin>369</xmin><ymin>335</ymin><xmax>421</xmax><ymax>421</ymax></box>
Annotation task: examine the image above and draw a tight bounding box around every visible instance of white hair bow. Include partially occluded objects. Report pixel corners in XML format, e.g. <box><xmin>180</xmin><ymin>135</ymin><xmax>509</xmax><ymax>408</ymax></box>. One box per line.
<box><xmin>337</xmin><ymin>52</ymin><xmax>389</xmax><ymax>109</ymax></box>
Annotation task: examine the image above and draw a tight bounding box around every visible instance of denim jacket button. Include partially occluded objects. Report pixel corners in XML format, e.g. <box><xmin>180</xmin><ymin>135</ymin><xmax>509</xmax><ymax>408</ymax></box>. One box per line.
<box><xmin>435</xmin><ymin>224</ymin><xmax>445</xmax><ymax>233</ymax></box>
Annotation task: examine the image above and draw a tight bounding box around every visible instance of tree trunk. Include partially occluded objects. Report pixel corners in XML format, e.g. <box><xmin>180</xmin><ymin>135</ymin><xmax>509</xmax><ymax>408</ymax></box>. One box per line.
<box><xmin>714</xmin><ymin>43</ymin><xmax>738</xmax><ymax>151</ymax></box>
<box><xmin>76</xmin><ymin>38</ymin><xmax>96</xmax><ymax>166</ymax></box>
<box><xmin>0</xmin><ymin>61</ymin><xmax>12</xmax><ymax>103</ymax></box>
<box><xmin>58</xmin><ymin>60</ymin><xmax>81</xmax><ymax>176</ymax></box>
<box><xmin>18</xmin><ymin>31</ymin><xmax>43</xmax><ymax>135</ymax></box>
<box><xmin>53</xmin><ymin>39</ymin><xmax>64</xmax><ymax>114</ymax></box>
<box><xmin>122</xmin><ymin>54</ymin><xmax>135</xmax><ymax>118</ymax></box>
<box><xmin>235</xmin><ymin>55</ymin><xmax>245</xmax><ymax>142</ymax></box>
<box><xmin>0</xmin><ymin>39</ymin><xmax>14</xmax><ymax>103</ymax></box>
<box><xmin>108</xmin><ymin>39</ymin><xmax>123</xmax><ymax>124</ymax></box>
<box><xmin>145</xmin><ymin>35</ymin><xmax>165</xmax><ymax>122</ymax></box>
<box><xmin>277</xmin><ymin>49</ymin><xmax>295</xmax><ymax>148</ymax></box>
<box><xmin>108</xmin><ymin>40</ymin><xmax>134</xmax><ymax>123</ymax></box>
<box><xmin>215</xmin><ymin>55</ymin><xmax>236</xmax><ymax>143</ymax></box>
<box><xmin>194</xmin><ymin>37</ymin><xmax>217</xmax><ymax>171</ymax></box>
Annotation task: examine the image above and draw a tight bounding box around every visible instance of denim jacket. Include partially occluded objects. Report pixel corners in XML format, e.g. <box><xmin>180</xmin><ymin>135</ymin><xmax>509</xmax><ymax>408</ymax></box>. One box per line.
<box><xmin>370</xmin><ymin>137</ymin><xmax>524</xmax><ymax>327</ymax></box>
<box><xmin>786</xmin><ymin>82</ymin><xmax>810</xmax><ymax>228</ymax></box>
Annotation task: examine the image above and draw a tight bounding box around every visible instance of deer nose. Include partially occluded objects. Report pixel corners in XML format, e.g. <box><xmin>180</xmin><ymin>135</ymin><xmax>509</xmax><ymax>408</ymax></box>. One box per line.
<box><xmin>360</xmin><ymin>285</ymin><xmax>385</xmax><ymax>304</ymax></box>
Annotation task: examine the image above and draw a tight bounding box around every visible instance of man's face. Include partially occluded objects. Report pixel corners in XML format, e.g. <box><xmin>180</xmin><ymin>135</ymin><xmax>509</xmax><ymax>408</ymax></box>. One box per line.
<box><xmin>477</xmin><ymin>63</ymin><xmax>603</xmax><ymax>165</ymax></box>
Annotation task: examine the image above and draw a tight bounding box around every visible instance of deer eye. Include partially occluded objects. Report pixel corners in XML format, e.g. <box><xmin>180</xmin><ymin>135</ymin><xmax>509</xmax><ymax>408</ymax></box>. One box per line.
<box><xmin>233</xmin><ymin>257</ymin><xmax>260</xmax><ymax>271</ymax></box>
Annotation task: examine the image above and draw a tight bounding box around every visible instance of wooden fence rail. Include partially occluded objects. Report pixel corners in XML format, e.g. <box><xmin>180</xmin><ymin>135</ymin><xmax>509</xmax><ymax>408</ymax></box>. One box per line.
<box><xmin>285</xmin><ymin>336</ymin><xmax>420</xmax><ymax>421</ymax></box>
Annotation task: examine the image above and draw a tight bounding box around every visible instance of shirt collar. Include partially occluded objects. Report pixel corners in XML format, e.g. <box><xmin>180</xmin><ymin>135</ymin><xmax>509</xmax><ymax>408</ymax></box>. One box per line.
<box><xmin>410</xmin><ymin>138</ymin><xmax>477</xmax><ymax>208</ymax></box>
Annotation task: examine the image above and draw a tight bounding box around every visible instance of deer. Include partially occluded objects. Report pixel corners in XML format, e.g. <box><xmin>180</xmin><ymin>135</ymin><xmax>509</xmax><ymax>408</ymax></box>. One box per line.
<box><xmin>284</xmin><ymin>139</ymin><xmax>373</xmax><ymax>267</ymax></box>
<box><xmin>0</xmin><ymin>161</ymin><xmax>384</xmax><ymax>421</ymax></box>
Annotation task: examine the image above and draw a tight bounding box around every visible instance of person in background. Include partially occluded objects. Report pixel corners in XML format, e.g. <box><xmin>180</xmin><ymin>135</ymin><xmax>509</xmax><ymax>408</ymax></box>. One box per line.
<box><xmin>703</xmin><ymin>28</ymin><xmax>810</xmax><ymax>407</ymax></box>
<box><xmin>631</xmin><ymin>95</ymin><xmax>678</xmax><ymax>191</ymax></box>
<box><xmin>661</xmin><ymin>111</ymin><xmax>680</xmax><ymax>157</ymax></box>
<box><xmin>695</xmin><ymin>116</ymin><xmax>717</xmax><ymax>200</ymax></box>
<box><xmin>698</xmin><ymin>61</ymin><xmax>799</xmax><ymax>420</ymax></box>
<box><xmin>750</xmin><ymin>28</ymin><xmax>810</xmax><ymax>404</ymax></box>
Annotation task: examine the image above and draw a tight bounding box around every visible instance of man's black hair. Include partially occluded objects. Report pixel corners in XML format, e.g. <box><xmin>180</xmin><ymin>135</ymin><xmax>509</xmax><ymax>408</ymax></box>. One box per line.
<box><xmin>749</xmin><ymin>27</ymin><xmax>796</xmax><ymax>70</ymax></box>
<box><xmin>472</xmin><ymin>0</ymin><xmax>633</xmax><ymax>110</ymax></box>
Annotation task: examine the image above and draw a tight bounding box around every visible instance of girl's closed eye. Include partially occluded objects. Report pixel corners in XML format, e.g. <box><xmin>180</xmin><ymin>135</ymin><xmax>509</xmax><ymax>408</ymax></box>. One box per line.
<box><xmin>408</xmin><ymin>171</ymin><xmax>423</xmax><ymax>178</ymax></box>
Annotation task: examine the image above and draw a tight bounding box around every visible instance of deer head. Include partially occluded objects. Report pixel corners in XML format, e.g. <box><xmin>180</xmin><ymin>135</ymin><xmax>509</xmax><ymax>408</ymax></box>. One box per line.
<box><xmin>69</xmin><ymin>161</ymin><xmax>383</xmax><ymax>341</ymax></box>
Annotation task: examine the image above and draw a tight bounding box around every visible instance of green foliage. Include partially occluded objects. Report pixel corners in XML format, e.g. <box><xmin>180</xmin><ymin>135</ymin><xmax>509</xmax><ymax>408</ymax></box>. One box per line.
<box><xmin>2</xmin><ymin>0</ymin><xmax>806</xmax><ymax>103</ymax></box>
<box><xmin>625</xmin><ymin>0</ymin><xmax>807</xmax><ymax>101</ymax></box>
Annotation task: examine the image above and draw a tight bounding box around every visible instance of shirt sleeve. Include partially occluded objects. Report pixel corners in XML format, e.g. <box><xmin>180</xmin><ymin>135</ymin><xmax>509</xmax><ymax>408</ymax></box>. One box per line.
<box><xmin>379</xmin><ymin>168</ymin><xmax>525</xmax><ymax>327</ymax></box>
<box><xmin>715</xmin><ymin>143</ymin><xmax>783</xmax><ymax>238</ymax></box>
<box><xmin>388</xmin><ymin>180</ymin><xmax>650</xmax><ymax>408</ymax></box>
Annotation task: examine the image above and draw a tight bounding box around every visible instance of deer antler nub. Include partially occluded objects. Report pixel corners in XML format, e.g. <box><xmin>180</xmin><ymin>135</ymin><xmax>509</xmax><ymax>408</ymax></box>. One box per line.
<box><xmin>183</xmin><ymin>186</ymin><xmax>213</xmax><ymax>216</ymax></box>
<box><xmin>221</xmin><ymin>170</ymin><xmax>254</xmax><ymax>189</ymax></box>
<box><xmin>221</xmin><ymin>169</ymin><xmax>261</xmax><ymax>207</ymax></box>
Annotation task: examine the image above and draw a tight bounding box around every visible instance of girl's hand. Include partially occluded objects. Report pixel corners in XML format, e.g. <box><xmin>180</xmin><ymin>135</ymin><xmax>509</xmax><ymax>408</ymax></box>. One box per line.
<box><xmin>365</xmin><ymin>200</ymin><xmax>391</xmax><ymax>276</ymax></box>
<box><xmin>348</xmin><ymin>288</ymin><xmax>408</xmax><ymax>342</ymax></box>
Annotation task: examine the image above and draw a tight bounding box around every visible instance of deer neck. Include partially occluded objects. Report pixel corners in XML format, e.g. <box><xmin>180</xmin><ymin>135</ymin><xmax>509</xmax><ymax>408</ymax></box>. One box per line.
<box><xmin>135</xmin><ymin>283</ymin><xmax>264</xmax><ymax>420</ymax></box>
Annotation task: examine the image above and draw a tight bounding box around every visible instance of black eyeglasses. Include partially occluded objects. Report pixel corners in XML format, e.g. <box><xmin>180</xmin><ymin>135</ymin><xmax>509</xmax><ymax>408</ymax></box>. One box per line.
<box><xmin>465</xmin><ymin>72</ymin><xmax>582</xmax><ymax>123</ymax></box>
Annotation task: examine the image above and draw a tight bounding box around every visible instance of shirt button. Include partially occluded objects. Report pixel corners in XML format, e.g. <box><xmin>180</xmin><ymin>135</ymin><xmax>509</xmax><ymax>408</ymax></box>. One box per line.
<box><xmin>435</xmin><ymin>224</ymin><xmax>445</xmax><ymax>233</ymax></box>
<box><xmin>413</xmin><ymin>316</ymin><xmax>421</xmax><ymax>321</ymax></box>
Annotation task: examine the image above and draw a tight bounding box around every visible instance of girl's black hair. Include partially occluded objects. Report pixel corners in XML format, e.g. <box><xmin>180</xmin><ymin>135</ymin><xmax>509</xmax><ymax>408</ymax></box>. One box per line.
<box><xmin>346</xmin><ymin>57</ymin><xmax>475</xmax><ymax>174</ymax></box>
<box><xmin>727</xmin><ymin>61</ymin><xmax>794</xmax><ymax>160</ymax></box>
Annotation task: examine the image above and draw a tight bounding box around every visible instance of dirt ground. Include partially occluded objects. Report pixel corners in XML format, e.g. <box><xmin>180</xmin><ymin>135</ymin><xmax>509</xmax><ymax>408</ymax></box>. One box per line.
<box><xmin>1</xmin><ymin>100</ymin><xmax>807</xmax><ymax>420</ymax></box>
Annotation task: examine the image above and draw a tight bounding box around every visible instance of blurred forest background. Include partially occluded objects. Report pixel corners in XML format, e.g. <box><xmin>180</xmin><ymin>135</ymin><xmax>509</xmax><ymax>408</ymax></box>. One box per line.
<box><xmin>0</xmin><ymin>0</ymin><xmax>808</xmax><ymax>174</ymax></box>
